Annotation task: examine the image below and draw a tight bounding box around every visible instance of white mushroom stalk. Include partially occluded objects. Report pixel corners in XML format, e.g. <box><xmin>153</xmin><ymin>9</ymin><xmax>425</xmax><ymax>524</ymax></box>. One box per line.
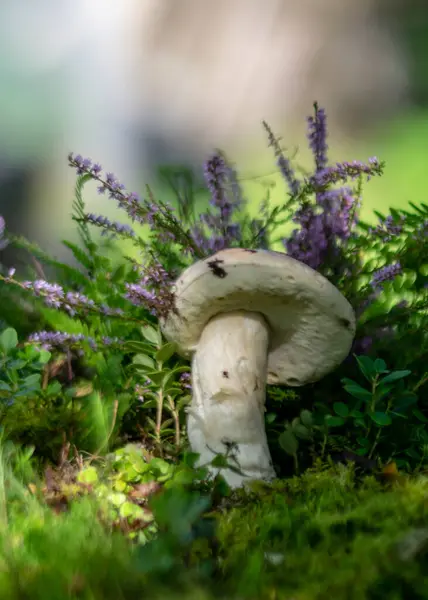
<box><xmin>160</xmin><ymin>248</ymin><xmax>356</xmax><ymax>488</ymax></box>
<box><xmin>188</xmin><ymin>310</ymin><xmax>275</xmax><ymax>487</ymax></box>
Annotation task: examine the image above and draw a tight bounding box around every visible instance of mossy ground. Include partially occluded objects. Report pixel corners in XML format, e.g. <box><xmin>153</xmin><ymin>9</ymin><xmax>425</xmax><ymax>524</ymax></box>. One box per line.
<box><xmin>1</xmin><ymin>449</ymin><xmax>428</xmax><ymax>600</ymax></box>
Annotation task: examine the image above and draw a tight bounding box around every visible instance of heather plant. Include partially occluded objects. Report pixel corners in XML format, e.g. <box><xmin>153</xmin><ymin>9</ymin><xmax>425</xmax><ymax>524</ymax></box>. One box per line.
<box><xmin>0</xmin><ymin>102</ymin><xmax>427</xmax><ymax>598</ymax></box>
<box><xmin>0</xmin><ymin>101</ymin><xmax>427</xmax><ymax>476</ymax></box>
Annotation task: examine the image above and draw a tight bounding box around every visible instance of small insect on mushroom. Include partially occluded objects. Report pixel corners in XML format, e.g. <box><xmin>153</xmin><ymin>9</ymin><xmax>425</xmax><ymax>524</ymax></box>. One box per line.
<box><xmin>160</xmin><ymin>247</ymin><xmax>356</xmax><ymax>488</ymax></box>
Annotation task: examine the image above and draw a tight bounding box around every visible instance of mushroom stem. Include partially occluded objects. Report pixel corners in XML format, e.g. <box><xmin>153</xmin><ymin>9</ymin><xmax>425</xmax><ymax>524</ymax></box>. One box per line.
<box><xmin>187</xmin><ymin>310</ymin><xmax>276</xmax><ymax>488</ymax></box>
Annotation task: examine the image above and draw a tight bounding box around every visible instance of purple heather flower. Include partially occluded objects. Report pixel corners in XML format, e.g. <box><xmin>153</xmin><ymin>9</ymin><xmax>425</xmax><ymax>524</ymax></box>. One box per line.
<box><xmin>186</xmin><ymin>152</ymin><xmax>244</xmax><ymax>255</ymax></box>
<box><xmin>311</xmin><ymin>158</ymin><xmax>383</xmax><ymax>189</ymax></box>
<box><xmin>283</xmin><ymin>187</ymin><xmax>359</xmax><ymax>271</ymax></box>
<box><xmin>263</xmin><ymin>121</ymin><xmax>300</xmax><ymax>196</ymax></box>
<box><xmin>135</xmin><ymin>380</ymin><xmax>152</xmax><ymax>402</ymax></box>
<box><xmin>28</xmin><ymin>331</ymin><xmax>124</xmax><ymax>351</ymax></box>
<box><xmin>368</xmin><ymin>214</ymin><xmax>406</xmax><ymax>241</ymax></box>
<box><xmin>85</xmin><ymin>213</ymin><xmax>136</xmax><ymax>238</ymax></box>
<box><xmin>68</xmin><ymin>153</ymin><xmax>153</xmax><ymax>228</ymax></box>
<box><xmin>21</xmin><ymin>279</ymin><xmax>123</xmax><ymax>318</ymax></box>
<box><xmin>179</xmin><ymin>371</ymin><xmax>192</xmax><ymax>392</ymax></box>
<box><xmin>28</xmin><ymin>331</ymin><xmax>97</xmax><ymax>351</ymax></box>
<box><xmin>124</xmin><ymin>259</ymin><xmax>175</xmax><ymax>319</ymax></box>
<box><xmin>371</xmin><ymin>262</ymin><xmax>402</xmax><ymax>289</ymax></box>
<box><xmin>307</xmin><ymin>102</ymin><xmax>328</xmax><ymax>172</ymax></box>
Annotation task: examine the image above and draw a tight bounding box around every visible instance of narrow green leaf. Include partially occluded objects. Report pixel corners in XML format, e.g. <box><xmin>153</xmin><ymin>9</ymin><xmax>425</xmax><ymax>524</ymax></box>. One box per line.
<box><xmin>354</xmin><ymin>355</ymin><xmax>376</xmax><ymax>382</ymax></box>
<box><xmin>343</xmin><ymin>384</ymin><xmax>372</xmax><ymax>402</ymax></box>
<box><xmin>379</xmin><ymin>370</ymin><xmax>411</xmax><ymax>385</ymax></box>
<box><xmin>413</xmin><ymin>409</ymin><xmax>428</xmax><ymax>423</ymax></box>
<box><xmin>122</xmin><ymin>341</ymin><xmax>156</xmax><ymax>354</ymax></box>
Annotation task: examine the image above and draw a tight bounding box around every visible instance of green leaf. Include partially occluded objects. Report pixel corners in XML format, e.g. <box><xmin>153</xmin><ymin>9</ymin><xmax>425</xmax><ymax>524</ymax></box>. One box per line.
<box><xmin>357</xmin><ymin>437</ymin><xmax>370</xmax><ymax>447</ymax></box>
<box><xmin>354</xmin><ymin>355</ymin><xmax>376</xmax><ymax>382</ymax></box>
<box><xmin>265</xmin><ymin>412</ymin><xmax>277</xmax><ymax>425</ymax></box>
<box><xmin>401</xmin><ymin>270</ymin><xmax>417</xmax><ymax>289</ymax></box>
<box><xmin>370</xmin><ymin>412</ymin><xmax>392</xmax><ymax>426</ymax></box>
<box><xmin>389</xmin><ymin>411</ymin><xmax>408</xmax><ymax>419</ymax></box>
<box><xmin>405</xmin><ymin>447</ymin><xmax>421</xmax><ymax>460</ymax></box>
<box><xmin>333</xmin><ymin>402</ymin><xmax>349</xmax><ymax>418</ymax></box>
<box><xmin>155</xmin><ymin>342</ymin><xmax>177</xmax><ymax>364</ymax></box>
<box><xmin>111</xmin><ymin>263</ymin><xmax>127</xmax><ymax>283</ymax></box>
<box><xmin>0</xmin><ymin>382</ymin><xmax>12</xmax><ymax>392</ymax></box>
<box><xmin>413</xmin><ymin>409</ymin><xmax>428</xmax><ymax>423</ymax></box>
<box><xmin>278</xmin><ymin>430</ymin><xmax>298</xmax><ymax>455</ymax></box>
<box><xmin>7</xmin><ymin>359</ymin><xmax>27</xmax><ymax>370</ymax></box>
<box><xmin>45</xmin><ymin>381</ymin><xmax>63</xmax><ymax>397</ymax></box>
<box><xmin>161</xmin><ymin>366</ymin><xmax>190</xmax><ymax>390</ymax></box>
<box><xmin>122</xmin><ymin>341</ymin><xmax>156</xmax><ymax>354</ymax></box>
<box><xmin>324</xmin><ymin>415</ymin><xmax>345</xmax><ymax>427</ymax></box>
<box><xmin>141</xmin><ymin>325</ymin><xmax>162</xmax><ymax>347</ymax></box>
<box><xmin>132</xmin><ymin>354</ymin><xmax>156</xmax><ymax>370</ymax></box>
<box><xmin>343</xmin><ymin>383</ymin><xmax>372</xmax><ymax>402</ymax></box>
<box><xmin>145</xmin><ymin>369</ymin><xmax>170</xmax><ymax>386</ymax></box>
<box><xmin>62</xmin><ymin>240</ymin><xmax>94</xmax><ymax>270</ymax></box>
<box><xmin>354</xmin><ymin>447</ymin><xmax>369</xmax><ymax>456</ymax></box>
<box><xmin>139</xmin><ymin>398</ymin><xmax>158</xmax><ymax>409</ymax></box>
<box><xmin>293</xmin><ymin>424</ymin><xmax>312</xmax><ymax>440</ymax></box>
<box><xmin>0</xmin><ymin>328</ymin><xmax>18</xmax><ymax>353</ymax></box>
<box><xmin>22</xmin><ymin>374</ymin><xmax>41</xmax><ymax>388</ymax></box>
<box><xmin>373</xmin><ymin>358</ymin><xmax>388</xmax><ymax>374</ymax></box>
<box><xmin>210</xmin><ymin>454</ymin><xmax>231</xmax><ymax>468</ymax></box>
<box><xmin>379</xmin><ymin>370</ymin><xmax>411</xmax><ymax>385</ymax></box>
<box><xmin>77</xmin><ymin>466</ymin><xmax>99</xmax><ymax>485</ymax></box>
<box><xmin>37</xmin><ymin>349</ymin><xmax>52</xmax><ymax>365</ymax></box>
<box><xmin>393</xmin><ymin>392</ymin><xmax>417</xmax><ymax>412</ymax></box>
<box><xmin>300</xmin><ymin>409</ymin><xmax>313</xmax><ymax>427</ymax></box>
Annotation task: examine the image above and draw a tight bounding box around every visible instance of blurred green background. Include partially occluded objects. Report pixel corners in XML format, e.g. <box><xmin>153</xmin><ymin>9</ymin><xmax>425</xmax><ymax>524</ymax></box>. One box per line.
<box><xmin>0</xmin><ymin>0</ymin><xmax>427</xmax><ymax>262</ymax></box>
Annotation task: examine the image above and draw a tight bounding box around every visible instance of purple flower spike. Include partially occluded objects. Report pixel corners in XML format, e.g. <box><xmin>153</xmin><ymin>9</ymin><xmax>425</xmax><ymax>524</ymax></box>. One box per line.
<box><xmin>307</xmin><ymin>102</ymin><xmax>328</xmax><ymax>172</ymax></box>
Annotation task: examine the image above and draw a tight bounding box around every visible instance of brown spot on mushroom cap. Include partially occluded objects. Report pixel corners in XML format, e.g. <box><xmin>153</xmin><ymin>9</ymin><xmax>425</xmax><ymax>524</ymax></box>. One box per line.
<box><xmin>207</xmin><ymin>259</ymin><xmax>227</xmax><ymax>278</ymax></box>
<box><xmin>160</xmin><ymin>248</ymin><xmax>356</xmax><ymax>386</ymax></box>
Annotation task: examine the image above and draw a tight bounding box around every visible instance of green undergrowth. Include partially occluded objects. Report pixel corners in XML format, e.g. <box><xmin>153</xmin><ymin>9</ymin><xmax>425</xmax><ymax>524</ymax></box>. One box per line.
<box><xmin>1</xmin><ymin>103</ymin><xmax>428</xmax><ymax>598</ymax></box>
<box><xmin>1</xmin><ymin>444</ymin><xmax>428</xmax><ymax>599</ymax></box>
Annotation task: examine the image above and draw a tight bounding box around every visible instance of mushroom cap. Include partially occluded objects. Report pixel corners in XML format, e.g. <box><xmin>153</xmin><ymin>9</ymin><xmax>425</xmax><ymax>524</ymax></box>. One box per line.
<box><xmin>160</xmin><ymin>248</ymin><xmax>356</xmax><ymax>386</ymax></box>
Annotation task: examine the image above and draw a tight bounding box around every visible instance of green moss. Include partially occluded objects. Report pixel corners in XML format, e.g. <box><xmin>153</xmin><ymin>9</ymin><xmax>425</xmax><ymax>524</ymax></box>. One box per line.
<box><xmin>212</xmin><ymin>464</ymin><xmax>428</xmax><ymax>599</ymax></box>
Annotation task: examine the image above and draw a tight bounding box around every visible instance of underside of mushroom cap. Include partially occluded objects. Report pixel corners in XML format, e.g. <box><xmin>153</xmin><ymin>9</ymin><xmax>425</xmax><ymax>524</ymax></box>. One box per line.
<box><xmin>160</xmin><ymin>248</ymin><xmax>356</xmax><ymax>386</ymax></box>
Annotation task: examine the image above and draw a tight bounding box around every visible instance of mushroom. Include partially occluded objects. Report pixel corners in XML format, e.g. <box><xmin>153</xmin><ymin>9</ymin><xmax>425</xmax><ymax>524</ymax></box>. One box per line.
<box><xmin>160</xmin><ymin>248</ymin><xmax>356</xmax><ymax>487</ymax></box>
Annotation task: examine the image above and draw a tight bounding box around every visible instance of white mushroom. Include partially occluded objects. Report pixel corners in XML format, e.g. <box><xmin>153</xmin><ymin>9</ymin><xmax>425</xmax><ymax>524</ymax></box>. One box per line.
<box><xmin>160</xmin><ymin>248</ymin><xmax>356</xmax><ymax>488</ymax></box>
